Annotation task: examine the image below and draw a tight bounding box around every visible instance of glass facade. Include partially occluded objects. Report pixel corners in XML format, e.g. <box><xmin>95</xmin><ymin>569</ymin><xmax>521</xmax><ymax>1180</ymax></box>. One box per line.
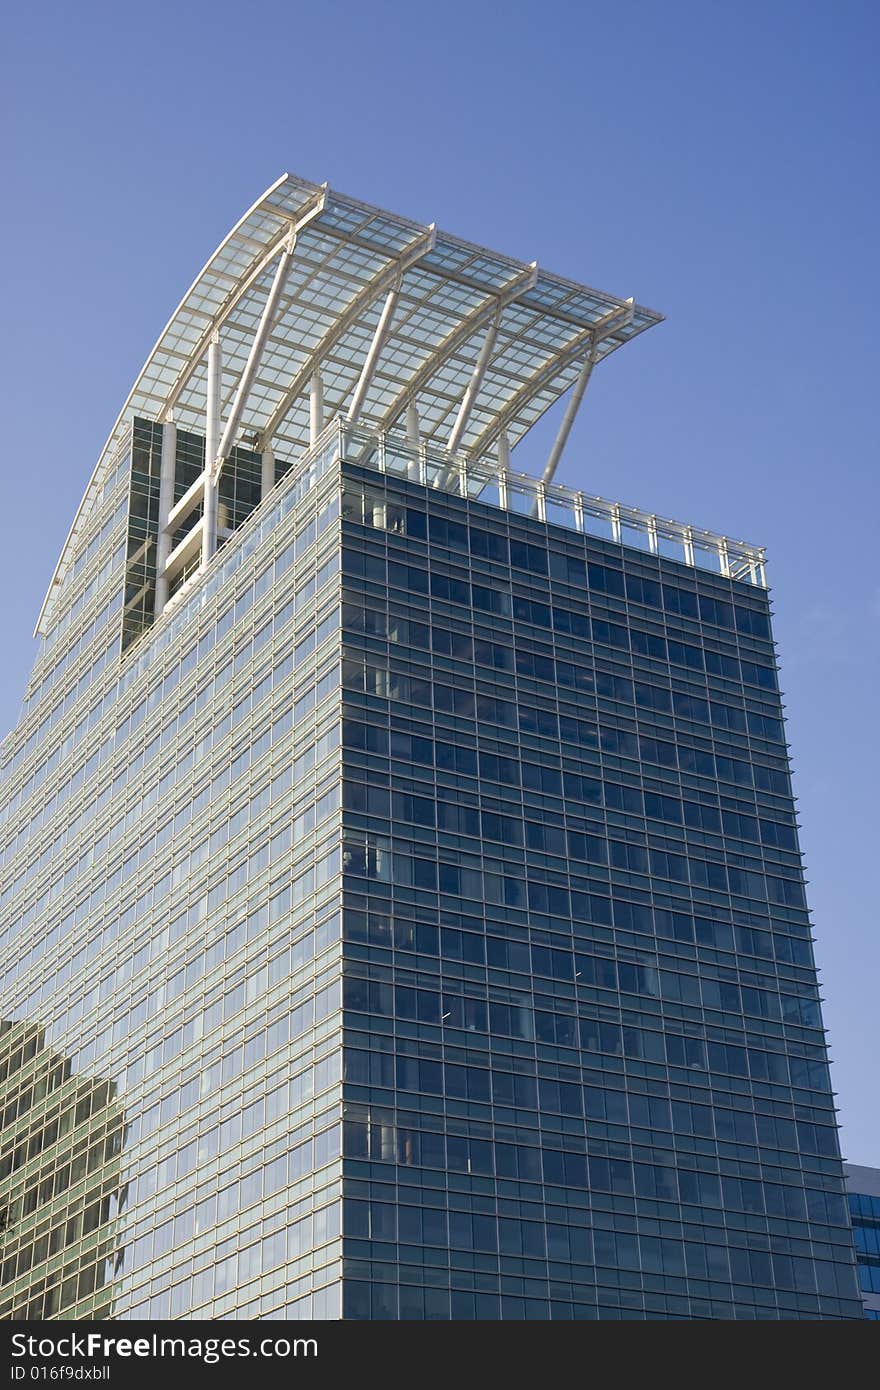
<box><xmin>1</xmin><ymin>427</ymin><xmax>346</xmax><ymax>1319</ymax></box>
<box><xmin>0</xmin><ymin>413</ymin><xmax>862</xmax><ymax>1320</ymax></box>
<box><xmin>844</xmin><ymin>1164</ymin><xmax>880</xmax><ymax>1318</ymax></box>
<box><xmin>336</xmin><ymin>458</ymin><xmax>862</xmax><ymax>1320</ymax></box>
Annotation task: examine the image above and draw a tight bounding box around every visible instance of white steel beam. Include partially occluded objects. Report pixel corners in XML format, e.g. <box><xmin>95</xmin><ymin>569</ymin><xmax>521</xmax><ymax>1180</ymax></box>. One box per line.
<box><xmin>261</xmin><ymin>447</ymin><xmax>275</xmax><ymax>498</ymax></box>
<box><xmin>309</xmin><ymin>371</ymin><xmax>324</xmax><ymax>445</ymax></box>
<box><xmin>164</xmin><ymin>516</ymin><xmax>205</xmax><ymax>582</ymax></box>
<box><xmin>540</xmin><ymin>349</ymin><xmax>598</xmax><ymax>487</ymax></box>
<box><xmin>258</xmin><ymin>223</ymin><xmax>436</xmax><ymax>448</ymax></box>
<box><xmin>469</xmin><ymin>298</ymin><xmax>634</xmax><ymax>465</ymax></box>
<box><xmin>371</xmin><ymin>261</ymin><xmax>538</xmax><ymax>445</ymax></box>
<box><xmin>215</xmin><ymin>229</ymin><xmax>298</xmax><ymax>469</ymax></box>
<box><xmin>405</xmin><ymin>399</ymin><xmax>420</xmax><ymax>446</ymax></box>
<box><xmin>346</xmin><ymin>279</ymin><xmax>402</xmax><ymax>426</ymax></box>
<box><xmin>153</xmin><ymin>420</ymin><xmax>177</xmax><ymax>616</ymax></box>
<box><xmin>497</xmin><ymin>428</ymin><xmax>510</xmax><ymax>471</ymax></box>
<box><xmin>165</xmin><ymin>471</ymin><xmax>205</xmax><ymax>534</ymax></box>
<box><xmin>541</xmin><ymin>298</ymin><xmax>633</xmax><ymax>485</ymax></box>
<box><xmin>202</xmin><ymin>334</ymin><xmax>222</xmax><ymax>567</ymax></box>
<box><xmin>447</xmin><ymin>315</ymin><xmax>499</xmax><ymax>455</ymax></box>
<box><xmin>160</xmin><ymin>186</ymin><xmax>327</xmax><ymax>421</ymax></box>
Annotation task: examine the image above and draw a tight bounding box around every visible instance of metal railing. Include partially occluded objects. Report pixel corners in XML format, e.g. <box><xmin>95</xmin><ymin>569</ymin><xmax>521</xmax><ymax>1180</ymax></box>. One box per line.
<box><xmin>137</xmin><ymin>412</ymin><xmax>768</xmax><ymax>665</ymax></box>
<box><xmin>344</xmin><ymin>421</ymin><xmax>766</xmax><ymax>587</ymax></box>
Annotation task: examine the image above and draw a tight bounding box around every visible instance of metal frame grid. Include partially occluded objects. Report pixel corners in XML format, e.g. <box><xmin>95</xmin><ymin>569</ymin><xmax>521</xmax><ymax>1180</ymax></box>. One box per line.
<box><xmin>37</xmin><ymin>173</ymin><xmax>662</xmax><ymax>634</ymax></box>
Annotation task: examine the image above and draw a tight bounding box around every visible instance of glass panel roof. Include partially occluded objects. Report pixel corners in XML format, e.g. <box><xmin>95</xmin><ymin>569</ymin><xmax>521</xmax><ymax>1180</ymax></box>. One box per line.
<box><xmin>37</xmin><ymin>172</ymin><xmax>662</xmax><ymax>634</ymax></box>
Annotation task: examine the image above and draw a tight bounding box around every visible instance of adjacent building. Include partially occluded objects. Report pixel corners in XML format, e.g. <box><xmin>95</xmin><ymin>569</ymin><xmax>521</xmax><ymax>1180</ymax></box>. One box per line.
<box><xmin>844</xmin><ymin>1163</ymin><xmax>880</xmax><ymax>1318</ymax></box>
<box><xmin>0</xmin><ymin>175</ymin><xmax>864</xmax><ymax>1319</ymax></box>
<box><xmin>0</xmin><ymin>1021</ymin><xmax>125</xmax><ymax>1319</ymax></box>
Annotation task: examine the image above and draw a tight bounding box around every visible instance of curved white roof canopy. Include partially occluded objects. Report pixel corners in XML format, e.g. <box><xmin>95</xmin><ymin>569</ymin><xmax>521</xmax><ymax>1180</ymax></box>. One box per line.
<box><xmin>37</xmin><ymin>173</ymin><xmax>662</xmax><ymax>635</ymax></box>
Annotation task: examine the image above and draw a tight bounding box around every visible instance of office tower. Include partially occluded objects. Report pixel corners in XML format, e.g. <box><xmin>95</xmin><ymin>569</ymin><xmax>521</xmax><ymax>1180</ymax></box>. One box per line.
<box><xmin>0</xmin><ymin>175</ymin><xmax>863</xmax><ymax>1319</ymax></box>
<box><xmin>844</xmin><ymin>1164</ymin><xmax>880</xmax><ymax>1317</ymax></box>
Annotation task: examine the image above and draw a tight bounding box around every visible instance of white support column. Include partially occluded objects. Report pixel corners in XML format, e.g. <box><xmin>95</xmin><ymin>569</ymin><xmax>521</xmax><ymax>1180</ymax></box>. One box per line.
<box><xmin>457</xmin><ymin>457</ymin><xmax>468</xmax><ymax>499</ymax></box>
<box><xmin>216</xmin><ymin>231</ymin><xmax>297</xmax><ymax>468</ymax></box>
<box><xmin>347</xmin><ymin>280</ymin><xmax>402</xmax><ymax>427</ymax></box>
<box><xmin>683</xmin><ymin>527</ymin><xmax>695</xmax><ymax>567</ymax></box>
<box><xmin>261</xmin><ymin>447</ymin><xmax>275</xmax><ymax>499</ymax></box>
<box><xmin>541</xmin><ymin>349</ymin><xmax>597</xmax><ymax>487</ymax></box>
<box><xmin>153</xmin><ymin>419</ymin><xmax>177</xmax><ymax>616</ymax></box>
<box><xmin>202</xmin><ymin>334</ymin><xmax>222</xmax><ymax>567</ymax></box>
<box><xmin>610</xmin><ymin>504</ymin><xmax>622</xmax><ymax>545</ymax></box>
<box><xmin>718</xmin><ymin>538</ymin><xmax>731</xmax><ymax>578</ymax></box>
<box><xmin>530</xmin><ymin>300</ymin><xmax>634</xmax><ymax>488</ymax></box>
<box><xmin>310</xmin><ymin>371</ymin><xmax>324</xmax><ymax>445</ymax></box>
<box><xmin>447</xmin><ymin>317</ymin><xmax>498</xmax><ymax>455</ymax></box>
<box><xmin>405</xmin><ymin>400</ymin><xmax>420</xmax><ymax>480</ymax></box>
<box><xmin>497</xmin><ymin>429</ymin><xmax>510</xmax><ymax>473</ymax></box>
<box><xmin>646</xmin><ymin>515</ymin><xmax>659</xmax><ymax>555</ymax></box>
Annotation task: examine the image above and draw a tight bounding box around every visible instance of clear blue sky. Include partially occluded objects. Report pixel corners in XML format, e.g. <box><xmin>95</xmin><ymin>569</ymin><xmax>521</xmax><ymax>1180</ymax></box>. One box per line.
<box><xmin>1</xmin><ymin>1</ymin><xmax>877</xmax><ymax>1158</ymax></box>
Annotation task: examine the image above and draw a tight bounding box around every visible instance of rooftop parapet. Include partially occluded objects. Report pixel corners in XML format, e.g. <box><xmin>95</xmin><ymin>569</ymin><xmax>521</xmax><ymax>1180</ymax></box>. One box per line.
<box><xmin>148</xmin><ymin>415</ymin><xmax>765</xmax><ymax>657</ymax></box>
